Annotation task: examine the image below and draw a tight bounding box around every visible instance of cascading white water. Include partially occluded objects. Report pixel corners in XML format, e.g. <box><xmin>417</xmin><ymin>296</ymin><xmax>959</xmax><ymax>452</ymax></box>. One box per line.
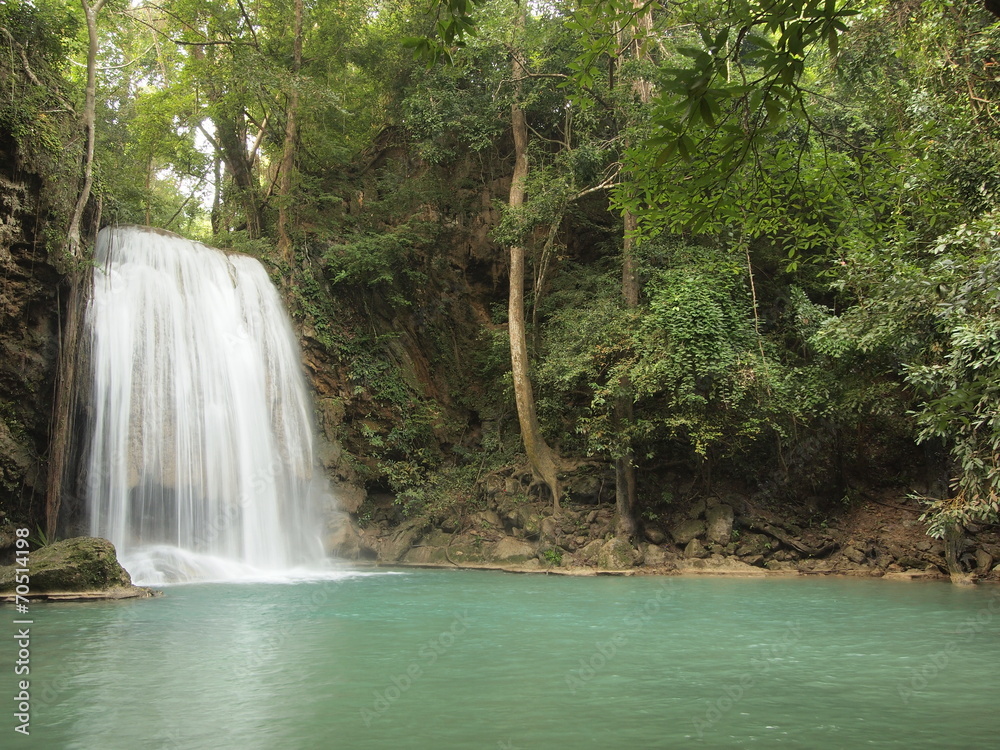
<box><xmin>83</xmin><ymin>225</ymin><xmax>327</xmax><ymax>583</ymax></box>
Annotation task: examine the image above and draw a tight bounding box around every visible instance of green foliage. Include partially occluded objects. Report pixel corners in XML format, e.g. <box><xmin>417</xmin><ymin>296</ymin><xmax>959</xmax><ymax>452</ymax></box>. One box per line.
<box><xmin>903</xmin><ymin>219</ymin><xmax>1000</xmax><ymax>535</ymax></box>
<box><xmin>16</xmin><ymin>0</ymin><xmax>1000</xmax><ymax>538</ymax></box>
<box><xmin>27</xmin><ymin>525</ymin><xmax>51</xmax><ymax>550</ymax></box>
<box><xmin>323</xmin><ymin>219</ymin><xmax>437</xmax><ymax>291</ymax></box>
<box><xmin>0</xmin><ymin>1</ymin><xmax>85</xmax><ymax>248</ymax></box>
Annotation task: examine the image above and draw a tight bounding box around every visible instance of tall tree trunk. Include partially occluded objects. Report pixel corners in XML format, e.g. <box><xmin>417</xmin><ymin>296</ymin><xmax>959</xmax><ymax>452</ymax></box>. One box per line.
<box><xmin>613</xmin><ymin>3</ymin><xmax>654</xmax><ymax>539</ymax></box>
<box><xmin>46</xmin><ymin>275</ymin><xmax>89</xmax><ymax>539</ymax></box>
<box><xmin>50</xmin><ymin>0</ymin><xmax>104</xmax><ymax>534</ymax></box>
<box><xmin>615</xmin><ymin>210</ymin><xmax>640</xmax><ymax>539</ymax></box>
<box><xmin>276</xmin><ymin>0</ymin><xmax>303</xmax><ymax>262</ymax></box>
<box><xmin>509</xmin><ymin>15</ymin><xmax>561</xmax><ymax>510</ymax></box>
<box><xmin>215</xmin><ymin>108</ymin><xmax>261</xmax><ymax>238</ymax></box>
<box><xmin>66</xmin><ymin>0</ymin><xmax>106</xmax><ymax>258</ymax></box>
<box><xmin>211</xmin><ymin>149</ymin><xmax>222</xmax><ymax>235</ymax></box>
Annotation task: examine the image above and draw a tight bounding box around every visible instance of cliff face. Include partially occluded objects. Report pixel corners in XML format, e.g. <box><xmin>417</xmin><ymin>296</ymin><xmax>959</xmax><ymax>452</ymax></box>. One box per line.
<box><xmin>0</xmin><ymin>131</ymin><xmax>63</xmax><ymax>530</ymax></box>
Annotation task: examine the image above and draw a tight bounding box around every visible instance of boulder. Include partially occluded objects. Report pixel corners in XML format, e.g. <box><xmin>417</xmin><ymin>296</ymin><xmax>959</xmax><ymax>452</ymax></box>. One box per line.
<box><xmin>671</xmin><ymin>519</ymin><xmax>706</xmax><ymax>545</ymax></box>
<box><xmin>333</xmin><ymin>481</ymin><xmax>366</xmax><ymax>515</ymax></box>
<box><xmin>493</xmin><ymin>537</ymin><xmax>536</xmax><ymax>563</ymax></box>
<box><xmin>704</xmin><ymin>504</ymin><xmax>734</xmax><ymax>544</ymax></box>
<box><xmin>597</xmin><ymin>537</ymin><xmax>640</xmax><ymax>569</ymax></box>
<box><xmin>325</xmin><ymin>515</ymin><xmax>377</xmax><ymax>560</ymax></box>
<box><xmin>644</xmin><ymin>527</ymin><xmax>666</xmax><ymax>545</ymax></box>
<box><xmin>380</xmin><ymin>519</ymin><xmax>426</xmax><ymax>562</ymax></box>
<box><xmin>843</xmin><ymin>546</ymin><xmax>866</xmax><ymax>564</ymax></box>
<box><xmin>684</xmin><ymin>538</ymin><xmax>708</xmax><ymax>559</ymax></box>
<box><xmin>687</xmin><ymin>499</ymin><xmax>707</xmax><ymax>519</ymax></box>
<box><xmin>470</xmin><ymin>510</ymin><xmax>503</xmax><ymax>532</ymax></box>
<box><xmin>643</xmin><ymin>544</ymin><xmax>672</xmax><ymax>568</ymax></box>
<box><xmin>975</xmin><ymin>549</ymin><xmax>994</xmax><ymax>574</ymax></box>
<box><xmin>735</xmin><ymin>533</ymin><xmax>772</xmax><ymax>557</ymax></box>
<box><xmin>540</xmin><ymin>516</ymin><xmax>559</xmax><ymax>539</ymax></box>
<box><xmin>897</xmin><ymin>556</ymin><xmax>930</xmax><ymax>570</ymax></box>
<box><xmin>577</xmin><ymin>539</ymin><xmax>605</xmax><ymax>565</ymax></box>
<box><xmin>0</xmin><ymin>537</ymin><xmax>132</xmax><ymax>593</ymax></box>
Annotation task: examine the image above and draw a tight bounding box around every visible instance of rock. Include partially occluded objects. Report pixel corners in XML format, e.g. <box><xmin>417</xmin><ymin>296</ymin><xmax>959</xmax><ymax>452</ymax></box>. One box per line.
<box><xmin>735</xmin><ymin>533</ymin><xmax>772</xmax><ymax>557</ymax></box>
<box><xmin>316</xmin><ymin>436</ymin><xmax>344</xmax><ymax>473</ymax></box>
<box><xmin>915</xmin><ymin>539</ymin><xmax>932</xmax><ymax>551</ymax></box>
<box><xmin>975</xmin><ymin>549</ymin><xmax>994</xmax><ymax>574</ymax></box>
<box><xmin>586</xmin><ymin>510</ymin><xmax>598</xmax><ymax>524</ymax></box>
<box><xmin>492</xmin><ymin>537</ymin><xmax>536</xmax><ymax>563</ymax></box>
<box><xmin>0</xmin><ymin>537</ymin><xmax>132</xmax><ymax>593</ymax></box>
<box><xmin>334</xmin><ymin>481</ymin><xmax>366</xmax><ymax>515</ymax></box>
<box><xmin>597</xmin><ymin>537</ymin><xmax>639</xmax><ymax>569</ymax></box>
<box><xmin>671</xmin><ymin>519</ymin><xmax>706</xmax><ymax>545</ymax></box>
<box><xmin>843</xmin><ymin>546</ymin><xmax>866</xmax><ymax>564</ymax></box>
<box><xmin>644</xmin><ymin>527</ymin><xmax>666</xmax><ymax>545</ymax></box>
<box><xmin>684</xmin><ymin>538</ymin><xmax>708</xmax><ymax>559</ymax></box>
<box><xmin>380</xmin><ymin>519</ymin><xmax>426</xmax><ymax>562</ymax></box>
<box><xmin>325</xmin><ymin>515</ymin><xmax>377</xmax><ymax>560</ymax></box>
<box><xmin>884</xmin><ymin>570</ymin><xmax>944</xmax><ymax>581</ymax></box>
<box><xmin>577</xmin><ymin>539</ymin><xmax>605</xmax><ymax>565</ymax></box>
<box><xmin>540</xmin><ymin>516</ymin><xmax>559</xmax><ymax>539</ymax></box>
<box><xmin>519</xmin><ymin>512</ymin><xmax>543</xmax><ymax>539</ymax></box>
<box><xmin>897</xmin><ymin>556</ymin><xmax>929</xmax><ymax>570</ymax></box>
<box><xmin>704</xmin><ymin>504</ymin><xmax>734</xmax><ymax>544</ymax></box>
<box><xmin>420</xmin><ymin>529</ymin><xmax>455</xmax><ymax>547</ymax></box>
<box><xmin>470</xmin><ymin>510</ymin><xmax>503</xmax><ymax>531</ymax></box>
<box><xmin>764</xmin><ymin>559</ymin><xmax>793</xmax><ymax>571</ymax></box>
<box><xmin>643</xmin><ymin>544</ymin><xmax>672</xmax><ymax>568</ymax></box>
<box><xmin>687</xmin><ymin>499</ymin><xmax>707</xmax><ymax>519</ymax></box>
<box><xmin>742</xmin><ymin>554</ymin><xmax>764</xmax><ymax>566</ymax></box>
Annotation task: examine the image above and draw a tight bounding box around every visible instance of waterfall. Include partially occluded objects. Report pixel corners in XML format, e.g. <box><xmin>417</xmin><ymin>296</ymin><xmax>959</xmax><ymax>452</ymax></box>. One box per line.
<box><xmin>82</xmin><ymin>225</ymin><xmax>327</xmax><ymax>583</ymax></box>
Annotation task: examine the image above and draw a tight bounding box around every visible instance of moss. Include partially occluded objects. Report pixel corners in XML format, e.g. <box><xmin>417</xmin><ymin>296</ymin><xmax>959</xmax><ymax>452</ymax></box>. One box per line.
<box><xmin>0</xmin><ymin>537</ymin><xmax>132</xmax><ymax>592</ymax></box>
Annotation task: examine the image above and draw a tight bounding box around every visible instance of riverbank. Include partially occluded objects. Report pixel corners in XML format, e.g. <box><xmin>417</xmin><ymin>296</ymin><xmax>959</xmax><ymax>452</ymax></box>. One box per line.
<box><xmin>344</xmin><ymin>481</ymin><xmax>1000</xmax><ymax>584</ymax></box>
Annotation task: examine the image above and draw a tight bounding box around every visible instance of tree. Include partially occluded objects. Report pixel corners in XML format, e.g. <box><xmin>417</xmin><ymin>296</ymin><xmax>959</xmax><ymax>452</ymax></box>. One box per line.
<box><xmin>276</xmin><ymin>0</ymin><xmax>304</xmax><ymax>261</ymax></box>
<box><xmin>66</xmin><ymin>0</ymin><xmax>106</xmax><ymax>257</ymax></box>
<box><xmin>506</xmin><ymin>6</ymin><xmax>563</xmax><ymax>509</ymax></box>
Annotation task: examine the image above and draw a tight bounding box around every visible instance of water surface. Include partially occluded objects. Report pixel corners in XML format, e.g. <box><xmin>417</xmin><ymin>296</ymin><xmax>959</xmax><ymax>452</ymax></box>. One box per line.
<box><xmin>6</xmin><ymin>572</ymin><xmax>999</xmax><ymax>748</ymax></box>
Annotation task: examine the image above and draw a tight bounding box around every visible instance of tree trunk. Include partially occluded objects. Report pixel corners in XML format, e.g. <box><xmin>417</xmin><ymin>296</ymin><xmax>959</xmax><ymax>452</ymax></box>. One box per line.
<box><xmin>508</xmin><ymin>15</ymin><xmax>561</xmax><ymax>510</ymax></box>
<box><xmin>615</xmin><ymin>209</ymin><xmax>641</xmax><ymax>538</ymax></box>
<box><xmin>66</xmin><ymin>0</ymin><xmax>106</xmax><ymax>258</ymax></box>
<box><xmin>944</xmin><ymin>522</ymin><xmax>975</xmax><ymax>584</ymax></box>
<box><xmin>46</xmin><ymin>273</ymin><xmax>89</xmax><ymax>539</ymax></box>
<box><xmin>276</xmin><ymin>0</ymin><xmax>303</xmax><ymax>262</ymax></box>
<box><xmin>215</xmin><ymin>108</ymin><xmax>261</xmax><ymax>238</ymax></box>
<box><xmin>612</xmin><ymin>5</ymin><xmax>652</xmax><ymax>539</ymax></box>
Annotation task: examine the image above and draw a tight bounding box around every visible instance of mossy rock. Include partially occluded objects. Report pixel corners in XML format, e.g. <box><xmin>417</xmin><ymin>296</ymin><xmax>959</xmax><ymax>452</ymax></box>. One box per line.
<box><xmin>597</xmin><ymin>537</ymin><xmax>640</xmax><ymax>570</ymax></box>
<box><xmin>0</xmin><ymin>537</ymin><xmax>132</xmax><ymax>593</ymax></box>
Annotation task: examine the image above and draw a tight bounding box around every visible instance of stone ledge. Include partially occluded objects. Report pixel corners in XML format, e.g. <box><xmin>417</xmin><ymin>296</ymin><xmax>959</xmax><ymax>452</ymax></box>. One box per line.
<box><xmin>1</xmin><ymin>585</ymin><xmax>160</xmax><ymax>602</ymax></box>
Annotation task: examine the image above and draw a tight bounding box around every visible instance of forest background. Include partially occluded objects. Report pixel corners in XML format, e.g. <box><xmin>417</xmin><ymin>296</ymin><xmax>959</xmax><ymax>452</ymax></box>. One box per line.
<box><xmin>2</xmin><ymin>0</ymin><xmax>1000</xmax><ymax>558</ymax></box>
